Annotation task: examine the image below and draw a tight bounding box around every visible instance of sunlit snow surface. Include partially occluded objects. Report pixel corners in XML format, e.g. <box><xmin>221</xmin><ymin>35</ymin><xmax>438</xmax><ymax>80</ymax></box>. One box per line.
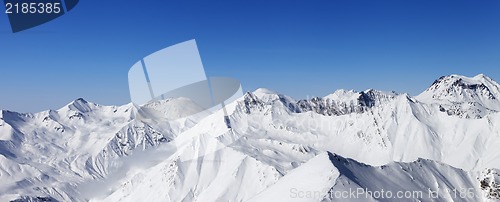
<box><xmin>1</xmin><ymin>74</ymin><xmax>500</xmax><ymax>201</ymax></box>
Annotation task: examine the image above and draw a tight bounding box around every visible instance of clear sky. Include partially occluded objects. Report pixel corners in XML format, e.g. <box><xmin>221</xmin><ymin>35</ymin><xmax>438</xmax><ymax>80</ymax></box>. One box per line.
<box><xmin>1</xmin><ymin>0</ymin><xmax>500</xmax><ymax>112</ymax></box>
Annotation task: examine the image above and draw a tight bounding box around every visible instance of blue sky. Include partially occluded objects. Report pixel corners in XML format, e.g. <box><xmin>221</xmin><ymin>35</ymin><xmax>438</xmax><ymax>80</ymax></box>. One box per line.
<box><xmin>1</xmin><ymin>0</ymin><xmax>500</xmax><ymax>112</ymax></box>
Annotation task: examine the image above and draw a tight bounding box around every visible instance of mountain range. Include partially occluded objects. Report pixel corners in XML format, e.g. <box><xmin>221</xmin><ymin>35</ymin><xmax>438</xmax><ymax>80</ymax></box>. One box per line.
<box><xmin>0</xmin><ymin>74</ymin><xmax>499</xmax><ymax>201</ymax></box>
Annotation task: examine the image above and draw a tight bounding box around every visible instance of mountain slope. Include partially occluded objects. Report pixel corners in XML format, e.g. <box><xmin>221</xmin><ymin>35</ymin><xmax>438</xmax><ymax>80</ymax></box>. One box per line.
<box><xmin>249</xmin><ymin>152</ymin><xmax>500</xmax><ymax>202</ymax></box>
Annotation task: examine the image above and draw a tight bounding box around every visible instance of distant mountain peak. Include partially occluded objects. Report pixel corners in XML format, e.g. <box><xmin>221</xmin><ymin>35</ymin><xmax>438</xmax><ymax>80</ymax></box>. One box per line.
<box><xmin>64</xmin><ymin>98</ymin><xmax>99</xmax><ymax>113</ymax></box>
<box><xmin>140</xmin><ymin>97</ymin><xmax>208</xmax><ymax>120</ymax></box>
<box><xmin>74</xmin><ymin>97</ymin><xmax>88</xmax><ymax>103</ymax></box>
<box><xmin>68</xmin><ymin>98</ymin><xmax>91</xmax><ymax>107</ymax></box>
<box><xmin>419</xmin><ymin>74</ymin><xmax>498</xmax><ymax>101</ymax></box>
<box><xmin>358</xmin><ymin>89</ymin><xmax>395</xmax><ymax>108</ymax></box>
<box><xmin>417</xmin><ymin>74</ymin><xmax>500</xmax><ymax>118</ymax></box>
<box><xmin>253</xmin><ymin>88</ymin><xmax>277</xmax><ymax>95</ymax></box>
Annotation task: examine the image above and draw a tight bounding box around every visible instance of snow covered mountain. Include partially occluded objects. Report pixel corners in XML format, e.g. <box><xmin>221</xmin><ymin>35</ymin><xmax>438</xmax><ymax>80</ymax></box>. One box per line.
<box><xmin>417</xmin><ymin>74</ymin><xmax>500</xmax><ymax>118</ymax></box>
<box><xmin>0</xmin><ymin>74</ymin><xmax>499</xmax><ymax>201</ymax></box>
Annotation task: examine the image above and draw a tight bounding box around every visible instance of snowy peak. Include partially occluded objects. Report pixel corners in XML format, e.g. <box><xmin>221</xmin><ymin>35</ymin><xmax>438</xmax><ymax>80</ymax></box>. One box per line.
<box><xmin>417</xmin><ymin>74</ymin><xmax>500</xmax><ymax>118</ymax></box>
<box><xmin>419</xmin><ymin>74</ymin><xmax>499</xmax><ymax>102</ymax></box>
<box><xmin>305</xmin><ymin>89</ymin><xmax>399</xmax><ymax>115</ymax></box>
<box><xmin>240</xmin><ymin>89</ymin><xmax>296</xmax><ymax>114</ymax></box>
<box><xmin>253</xmin><ymin>88</ymin><xmax>278</xmax><ymax>97</ymax></box>
<box><xmin>140</xmin><ymin>97</ymin><xmax>208</xmax><ymax>120</ymax></box>
<box><xmin>324</xmin><ymin>89</ymin><xmax>397</xmax><ymax>103</ymax></box>
<box><xmin>323</xmin><ymin>89</ymin><xmax>359</xmax><ymax>101</ymax></box>
<box><xmin>63</xmin><ymin>98</ymin><xmax>100</xmax><ymax>113</ymax></box>
<box><xmin>357</xmin><ymin>89</ymin><xmax>398</xmax><ymax>108</ymax></box>
<box><xmin>249</xmin><ymin>88</ymin><xmax>295</xmax><ymax>103</ymax></box>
